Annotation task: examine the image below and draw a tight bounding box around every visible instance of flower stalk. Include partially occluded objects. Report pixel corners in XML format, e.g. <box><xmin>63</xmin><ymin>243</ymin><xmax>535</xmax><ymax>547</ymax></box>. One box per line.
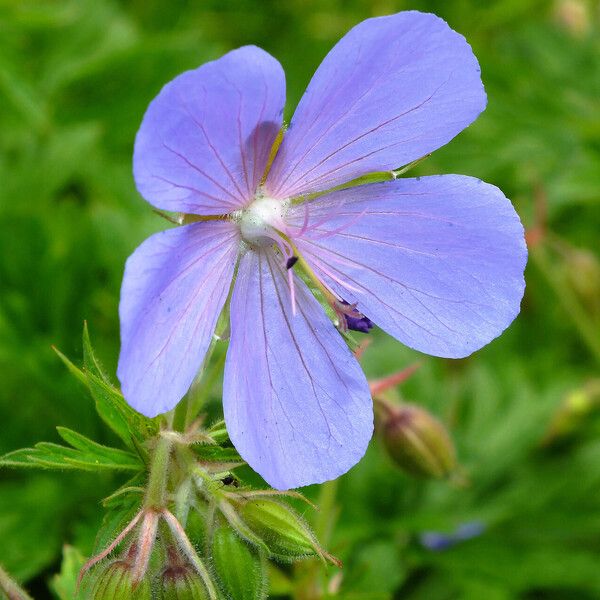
<box><xmin>0</xmin><ymin>564</ymin><xmax>34</xmax><ymax>600</ymax></box>
<box><xmin>144</xmin><ymin>434</ymin><xmax>173</xmax><ymax>510</ymax></box>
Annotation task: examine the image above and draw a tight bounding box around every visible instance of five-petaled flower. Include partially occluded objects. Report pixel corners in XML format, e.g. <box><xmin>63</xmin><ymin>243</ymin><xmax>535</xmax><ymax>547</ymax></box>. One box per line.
<box><xmin>118</xmin><ymin>11</ymin><xmax>527</xmax><ymax>489</ymax></box>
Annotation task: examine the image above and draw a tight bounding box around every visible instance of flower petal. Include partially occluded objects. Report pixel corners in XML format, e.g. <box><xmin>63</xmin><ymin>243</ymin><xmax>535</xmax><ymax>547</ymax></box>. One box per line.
<box><xmin>266</xmin><ymin>11</ymin><xmax>486</xmax><ymax>199</ymax></box>
<box><xmin>223</xmin><ymin>249</ymin><xmax>373</xmax><ymax>489</ymax></box>
<box><xmin>294</xmin><ymin>175</ymin><xmax>527</xmax><ymax>358</ymax></box>
<box><xmin>134</xmin><ymin>46</ymin><xmax>285</xmax><ymax>215</ymax></box>
<box><xmin>118</xmin><ymin>222</ymin><xmax>240</xmax><ymax>417</ymax></box>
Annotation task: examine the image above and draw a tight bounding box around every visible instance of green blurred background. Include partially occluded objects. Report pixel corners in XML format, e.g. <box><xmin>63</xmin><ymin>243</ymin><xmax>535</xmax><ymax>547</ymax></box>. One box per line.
<box><xmin>1</xmin><ymin>0</ymin><xmax>599</xmax><ymax>598</ymax></box>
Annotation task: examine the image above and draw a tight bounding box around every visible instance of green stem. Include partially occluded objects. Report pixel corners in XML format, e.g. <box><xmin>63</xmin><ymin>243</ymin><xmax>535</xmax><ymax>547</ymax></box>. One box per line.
<box><xmin>0</xmin><ymin>564</ymin><xmax>34</xmax><ymax>600</ymax></box>
<box><xmin>172</xmin><ymin>394</ymin><xmax>188</xmax><ymax>433</ymax></box>
<box><xmin>293</xmin><ymin>480</ymin><xmax>340</xmax><ymax>600</ymax></box>
<box><xmin>185</xmin><ymin>344</ymin><xmax>226</xmax><ymax>428</ymax></box>
<box><xmin>532</xmin><ymin>246</ymin><xmax>600</xmax><ymax>364</ymax></box>
<box><xmin>315</xmin><ymin>479</ymin><xmax>339</xmax><ymax>545</ymax></box>
<box><xmin>145</xmin><ymin>435</ymin><xmax>173</xmax><ymax>510</ymax></box>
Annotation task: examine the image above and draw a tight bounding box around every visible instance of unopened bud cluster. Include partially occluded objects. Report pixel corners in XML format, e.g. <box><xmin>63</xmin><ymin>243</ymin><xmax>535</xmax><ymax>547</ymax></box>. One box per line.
<box><xmin>81</xmin><ymin>423</ymin><xmax>339</xmax><ymax>600</ymax></box>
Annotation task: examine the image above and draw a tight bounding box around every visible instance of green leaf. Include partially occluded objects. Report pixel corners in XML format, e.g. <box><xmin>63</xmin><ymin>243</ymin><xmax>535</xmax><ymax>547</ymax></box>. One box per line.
<box><xmin>194</xmin><ymin>445</ymin><xmax>243</xmax><ymax>464</ymax></box>
<box><xmin>82</xmin><ymin>321</ymin><xmax>110</xmax><ymax>383</ymax></box>
<box><xmin>51</xmin><ymin>345</ymin><xmax>88</xmax><ymax>388</ymax></box>
<box><xmin>0</xmin><ymin>448</ymin><xmax>47</xmax><ymax>469</ymax></box>
<box><xmin>85</xmin><ymin>371</ymin><xmax>156</xmax><ymax>455</ymax></box>
<box><xmin>342</xmin><ymin>540</ymin><xmax>407</xmax><ymax>595</ymax></box>
<box><xmin>82</xmin><ymin>323</ymin><xmax>157</xmax><ymax>452</ymax></box>
<box><xmin>50</xmin><ymin>545</ymin><xmax>87</xmax><ymax>600</ymax></box>
<box><xmin>53</xmin><ymin>326</ymin><xmax>157</xmax><ymax>454</ymax></box>
<box><xmin>0</xmin><ymin>429</ymin><xmax>143</xmax><ymax>472</ymax></box>
<box><xmin>57</xmin><ymin>427</ymin><xmax>143</xmax><ymax>469</ymax></box>
<box><xmin>0</xmin><ymin>563</ymin><xmax>34</xmax><ymax>600</ymax></box>
<box><xmin>101</xmin><ymin>472</ymin><xmax>146</xmax><ymax>508</ymax></box>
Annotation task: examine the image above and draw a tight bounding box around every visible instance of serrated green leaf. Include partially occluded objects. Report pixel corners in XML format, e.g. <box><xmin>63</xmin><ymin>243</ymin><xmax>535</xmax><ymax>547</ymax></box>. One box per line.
<box><xmin>52</xmin><ymin>345</ymin><xmax>88</xmax><ymax>388</ymax></box>
<box><xmin>1</xmin><ymin>437</ymin><xmax>142</xmax><ymax>472</ymax></box>
<box><xmin>82</xmin><ymin>321</ymin><xmax>110</xmax><ymax>383</ymax></box>
<box><xmin>53</xmin><ymin>329</ymin><xmax>155</xmax><ymax>456</ymax></box>
<box><xmin>80</xmin><ymin>324</ymin><xmax>157</xmax><ymax>452</ymax></box>
<box><xmin>85</xmin><ymin>370</ymin><xmax>156</xmax><ymax>454</ymax></box>
<box><xmin>0</xmin><ymin>448</ymin><xmax>47</xmax><ymax>469</ymax></box>
<box><xmin>57</xmin><ymin>426</ymin><xmax>143</xmax><ymax>469</ymax></box>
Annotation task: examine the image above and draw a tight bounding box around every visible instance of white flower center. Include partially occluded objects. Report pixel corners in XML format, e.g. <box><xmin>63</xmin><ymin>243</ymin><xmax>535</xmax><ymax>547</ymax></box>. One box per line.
<box><xmin>238</xmin><ymin>196</ymin><xmax>289</xmax><ymax>246</ymax></box>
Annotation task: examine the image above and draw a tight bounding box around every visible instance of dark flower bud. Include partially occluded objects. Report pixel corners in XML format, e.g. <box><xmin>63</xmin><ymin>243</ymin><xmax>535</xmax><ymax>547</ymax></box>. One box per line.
<box><xmin>91</xmin><ymin>560</ymin><xmax>151</xmax><ymax>600</ymax></box>
<box><xmin>381</xmin><ymin>403</ymin><xmax>456</xmax><ymax>478</ymax></box>
<box><xmin>159</xmin><ymin>563</ymin><xmax>209</xmax><ymax>600</ymax></box>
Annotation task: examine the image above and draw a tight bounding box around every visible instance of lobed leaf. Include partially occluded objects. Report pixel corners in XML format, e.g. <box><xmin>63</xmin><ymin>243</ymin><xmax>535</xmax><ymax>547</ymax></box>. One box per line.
<box><xmin>0</xmin><ymin>430</ymin><xmax>143</xmax><ymax>473</ymax></box>
<box><xmin>53</xmin><ymin>325</ymin><xmax>158</xmax><ymax>454</ymax></box>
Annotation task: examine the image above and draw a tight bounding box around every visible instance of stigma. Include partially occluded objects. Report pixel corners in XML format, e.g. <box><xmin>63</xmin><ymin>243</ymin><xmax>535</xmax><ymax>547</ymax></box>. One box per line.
<box><xmin>237</xmin><ymin>194</ymin><xmax>290</xmax><ymax>247</ymax></box>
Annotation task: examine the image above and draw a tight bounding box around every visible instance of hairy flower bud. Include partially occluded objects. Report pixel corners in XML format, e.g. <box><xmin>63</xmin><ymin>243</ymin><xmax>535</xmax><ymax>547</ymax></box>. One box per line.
<box><xmin>239</xmin><ymin>499</ymin><xmax>324</xmax><ymax>563</ymax></box>
<box><xmin>91</xmin><ymin>560</ymin><xmax>151</xmax><ymax>600</ymax></box>
<box><xmin>212</xmin><ymin>524</ymin><xmax>267</xmax><ymax>600</ymax></box>
<box><xmin>158</xmin><ymin>564</ymin><xmax>208</xmax><ymax>600</ymax></box>
<box><xmin>381</xmin><ymin>403</ymin><xmax>456</xmax><ymax>478</ymax></box>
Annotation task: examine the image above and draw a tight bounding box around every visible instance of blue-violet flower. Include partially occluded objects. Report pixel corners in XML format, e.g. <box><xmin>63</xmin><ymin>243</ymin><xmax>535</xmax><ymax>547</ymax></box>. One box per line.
<box><xmin>118</xmin><ymin>11</ymin><xmax>527</xmax><ymax>489</ymax></box>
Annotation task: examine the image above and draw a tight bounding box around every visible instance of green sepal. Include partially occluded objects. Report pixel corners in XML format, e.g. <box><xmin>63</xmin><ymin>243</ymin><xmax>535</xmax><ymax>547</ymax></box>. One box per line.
<box><xmin>101</xmin><ymin>473</ymin><xmax>146</xmax><ymax>508</ymax></box>
<box><xmin>218</xmin><ymin>501</ymin><xmax>271</xmax><ymax>556</ymax></box>
<box><xmin>212</xmin><ymin>524</ymin><xmax>267</xmax><ymax>600</ymax></box>
<box><xmin>91</xmin><ymin>560</ymin><xmax>151</xmax><ymax>600</ymax></box>
<box><xmin>92</xmin><ymin>502</ymin><xmax>140</xmax><ymax>556</ymax></box>
<box><xmin>158</xmin><ymin>565</ymin><xmax>210</xmax><ymax>599</ymax></box>
<box><xmin>207</xmin><ymin>420</ymin><xmax>229</xmax><ymax>445</ymax></box>
<box><xmin>193</xmin><ymin>445</ymin><xmax>243</xmax><ymax>464</ymax></box>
